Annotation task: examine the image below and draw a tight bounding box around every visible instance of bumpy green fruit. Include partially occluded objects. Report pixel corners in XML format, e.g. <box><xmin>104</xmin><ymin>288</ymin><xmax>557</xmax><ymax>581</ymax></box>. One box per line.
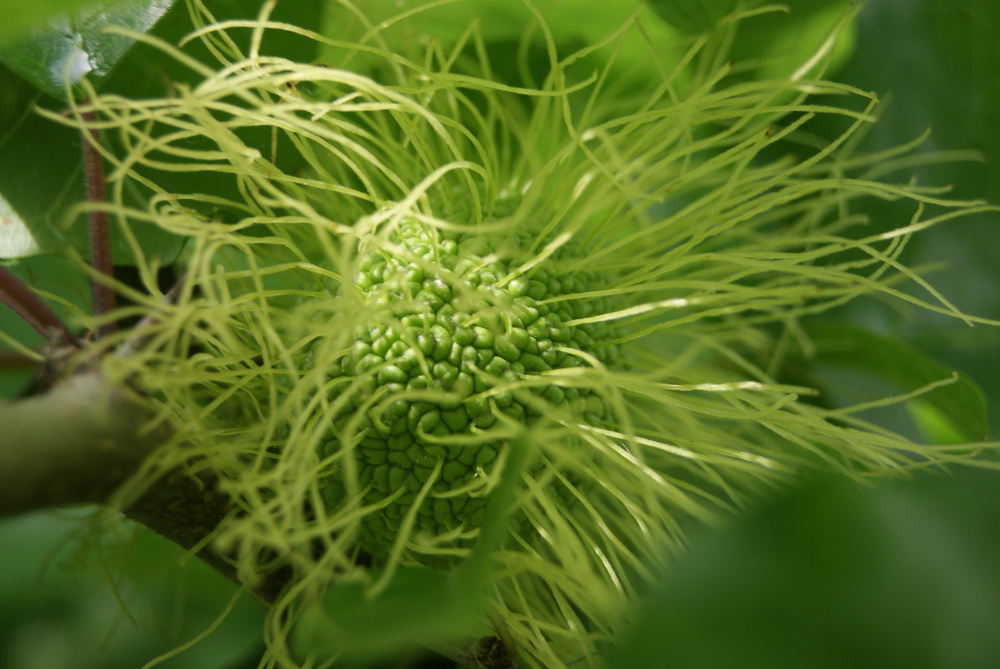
<box><xmin>321</xmin><ymin>217</ymin><xmax>619</xmax><ymax>558</ymax></box>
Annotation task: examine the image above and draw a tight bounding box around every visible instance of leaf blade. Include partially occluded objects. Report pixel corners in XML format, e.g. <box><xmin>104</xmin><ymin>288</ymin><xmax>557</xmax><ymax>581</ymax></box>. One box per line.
<box><xmin>645</xmin><ymin>0</ymin><xmax>738</xmax><ymax>34</ymax></box>
<box><xmin>0</xmin><ymin>0</ymin><xmax>174</xmax><ymax>100</ymax></box>
<box><xmin>608</xmin><ymin>470</ymin><xmax>1000</xmax><ymax>668</ymax></box>
<box><xmin>796</xmin><ymin>321</ymin><xmax>990</xmax><ymax>442</ymax></box>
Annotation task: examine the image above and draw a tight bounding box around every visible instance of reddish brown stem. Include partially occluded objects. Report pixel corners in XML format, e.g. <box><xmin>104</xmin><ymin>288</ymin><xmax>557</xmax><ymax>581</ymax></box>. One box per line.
<box><xmin>0</xmin><ymin>351</ymin><xmax>40</xmax><ymax>371</ymax></box>
<box><xmin>81</xmin><ymin>109</ymin><xmax>116</xmax><ymax>337</ymax></box>
<box><xmin>0</xmin><ymin>266</ymin><xmax>76</xmax><ymax>342</ymax></box>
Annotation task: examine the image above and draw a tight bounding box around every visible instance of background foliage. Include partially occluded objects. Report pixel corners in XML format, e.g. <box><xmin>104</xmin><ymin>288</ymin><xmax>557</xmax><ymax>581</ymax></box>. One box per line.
<box><xmin>0</xmin><ymin>0</ymin><xmax>997</xmax><ymax>667</ymax></box>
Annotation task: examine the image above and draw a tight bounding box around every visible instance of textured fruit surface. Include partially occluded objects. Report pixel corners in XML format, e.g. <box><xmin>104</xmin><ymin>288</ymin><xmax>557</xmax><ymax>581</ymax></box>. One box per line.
<box><xmin>320</xmin><ymin>216</ymin><xmax>619</xmax><ymax>557</ymax></box>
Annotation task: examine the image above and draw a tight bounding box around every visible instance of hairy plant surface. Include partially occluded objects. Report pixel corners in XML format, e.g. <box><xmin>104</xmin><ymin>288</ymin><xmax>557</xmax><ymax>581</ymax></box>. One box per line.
<box><xmin>38</xmin><ymin>1</ymin><xmax>999</xmax><ymax>667</ymax></box>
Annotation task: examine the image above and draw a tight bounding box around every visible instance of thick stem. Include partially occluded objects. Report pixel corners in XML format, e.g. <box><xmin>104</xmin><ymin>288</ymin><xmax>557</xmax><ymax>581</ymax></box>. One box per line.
<box><xmin>81</xmin><ymin>109</ymin><xmax>116</xmax><ymax>337</ymax></box>
<box><xmin>0</xmin><ymin>373</ymin><xmax>163</xmax><ymax>512</ymax></box>
<box><xmin>0</xmin><ymin>372</ymin><xmax>290</xmax><ymax>603</ymax></box>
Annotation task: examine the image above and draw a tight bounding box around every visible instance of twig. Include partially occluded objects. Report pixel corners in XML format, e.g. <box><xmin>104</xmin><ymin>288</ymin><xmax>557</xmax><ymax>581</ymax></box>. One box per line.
<box><xmin>81</xmin><ymin>109</ymin><xmax>116</xmax><ymax>337</ymax></box>
<box><xmin>0</xmin><ymin>266</ymin><xmax>77</xmax><ymax>343</ymax></box>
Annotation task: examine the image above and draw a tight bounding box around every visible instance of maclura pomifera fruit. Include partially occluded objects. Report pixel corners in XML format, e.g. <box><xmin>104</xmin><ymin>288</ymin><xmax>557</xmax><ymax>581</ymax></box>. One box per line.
<box><xmin>319</xmin><ymin>213</ymin><xmax>621</xmax><ymax>558</ymax></box>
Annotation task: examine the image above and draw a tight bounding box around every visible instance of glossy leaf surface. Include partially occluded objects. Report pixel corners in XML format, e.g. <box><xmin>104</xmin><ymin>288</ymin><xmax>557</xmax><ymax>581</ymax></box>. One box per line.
<box><xmin>0</xmin><ymin>0</ymin><xmax>131</xmax><ymax>41</ymax></box>
<box><xmin>0</xmin><ymin>0</ymin><xmax>173</xmax><ymax>100</ymax></box>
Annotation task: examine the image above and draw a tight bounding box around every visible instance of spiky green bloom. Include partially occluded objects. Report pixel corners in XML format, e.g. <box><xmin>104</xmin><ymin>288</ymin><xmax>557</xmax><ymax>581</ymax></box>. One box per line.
<box><xmin>55</xmin><ymin>1</ymin><xmax>998</xmax><ymax>667</ymax></box>
<box><xmin>321</xmin><ymin>217</ymin><xmax>620</xmax><ymax>557</ymax></box>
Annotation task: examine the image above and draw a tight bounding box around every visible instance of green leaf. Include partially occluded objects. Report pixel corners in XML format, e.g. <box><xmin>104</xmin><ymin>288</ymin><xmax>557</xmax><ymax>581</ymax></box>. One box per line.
<box><xmin>0</xmin><ymin>61</ymin><xmax>89</xmax><ymax>259</ymax></box>
<box><xmin>827</xmin><ymin>0</ymin><xmax>1000</xmax><ymax>436</ymax></box>
<box><xmin>0</xmin><ymin>0</ymin><xmax>178</xmax><ymax>262</ymax></box>
<box><xmin>645</xmin><ymin>0</ymin><xmax>739</xmax><ymax>34</ymax></box>
<box><xmin>727</xmin><ymin>0</ymin><xmax>858</xmax><ymax>80</ymax></box>
<box><xmin>0</xmin><ymin>512</ymin><xmax>265</xmax><ymax>669</ymax></box>
<box><xmin>608</xmin><ymin>469</ymin><xmax>1000</xmax><ymax>669</ymax></box>
<box><xmin>292</xmin><ymin>566</ymin><xmax>481</xmax><ymax>664</ymax></box>
<box><xmin>0</xmin><ymin>195</ymin><xmax>41</xmax><ymax>258</ymax></box>
<box><xmin>333</xmin><ymin>0</ymin><xmax>684</xmax><ymax>93</ymax></box>
<box><xmin>0</xmin><ymin>0</ymin><xmax>133</xmax><ymax>41</ymax></box>
<box><xmin>796</xmin><ymin>321</ymin><xmax>990</xmax><ymax>442</ymax></box>
<box><xmin>907</xmin><ymin>399</ymin><xmax>971</xmax><ymax>445</ymax></box>
<box><xmin>0</xmin><ymin>0</ymin><xmax>322</xmax><ymax>264</ymax></box>
<box><xmin>0</xmin><ymin>0</ymin><xmax>174</xmax><ymax>101</ymax></box>
<box><xmin>0</xmin><ymin>58</ymin><xmax>182</xmax><ymax>264</ymax></box>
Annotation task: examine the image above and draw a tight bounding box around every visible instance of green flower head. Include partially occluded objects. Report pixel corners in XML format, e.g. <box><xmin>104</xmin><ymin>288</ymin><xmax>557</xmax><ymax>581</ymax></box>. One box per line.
<box><xmin>64</xmin><ymin>1</ymin><xmax>996</xmax><ymax>667</ymax></box>
<box><xmin>321</xmin><ymin>215</ymin><xmax>622</xmax><ymax>559</ymax></box>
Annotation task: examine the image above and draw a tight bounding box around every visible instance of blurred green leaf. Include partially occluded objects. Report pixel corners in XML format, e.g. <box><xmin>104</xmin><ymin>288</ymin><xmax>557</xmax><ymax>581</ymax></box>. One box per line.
<box><xmin>0</xmin><ymin>0</ymin><xmax>174</xmax><ymax>101</ymax></box>
<box><xmin>328</xmin><ymin>0</ymin><xmax>685</xmax><ymax>94</ymax></box>
<box><xmin>727</xmin><ymin>0</ymin><xmax>857</xmax><ymax>80</ymax></box>
<box><xmin>0</xmin><ymin>513</ymin><xmax>264</xmax><ymax>669</ymax></box>
<box><xmin>908</xmin><ymin>399</ymin><xmax>970</xmax><ymax>445</ymax></box>
<box><xmin>0</xmin><ymin>61</ymin><xmax>87</xmax><ymax>259</ymax></box>
<box><xmin>292</xmin><ymin>566</ymin><xmax>482</xmax><ymax>664</ymax></box>
<box><xmin>0</xmin><ymin>59</ymin><xmax>186</xmax><ymax>264</ymax></box>
<box><xmin>646</xmin><ymin>0</ymin><xmax>738</xmax><ymax>34</ymax></box>
<box><xmin>828</xmin><ymin>0</ymin><xmax>1000</xmax><ymax>436</ymax></box>
<box><xmin>796</xmin><ymin>321</ymin><xmax>989</xmax><ymax>442</ymax></box>
<box><xmin>608</xmin><ymin>469</ymin><xmax>1000</xmax><ymax>669</ymax></box>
